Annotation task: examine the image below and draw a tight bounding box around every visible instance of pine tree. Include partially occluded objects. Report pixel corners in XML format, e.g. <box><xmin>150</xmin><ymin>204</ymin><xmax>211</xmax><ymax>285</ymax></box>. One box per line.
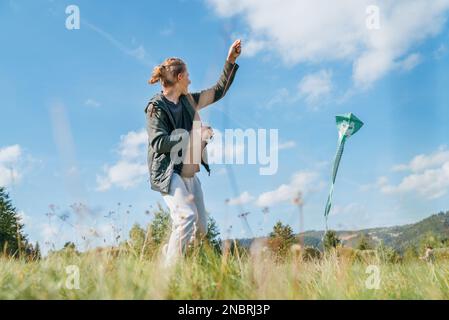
<box><xmin>23</xmin><ymin>241</ymin><xmax>41</xmax><ymax>261</ymax></box>
<box><xmin>0</xmin><ymin>187</ymin><xmax>28</xmax><ymax>257</ymax></box>
<box><xmin>268</xmin><ymin>221</ymin><xmax>296</xmax><ymax>261</ymax></box>
<box><xmin>206</xmin><ymin>216</ymin><xmax>221</xmax><ymax>253</ymax></box>
<box><xmin>149</xmin><ymin>203</ymin><xmax>171</xmax><ymax>247</ymax></box>
<box><xmin>128</xmin><ymin>223</ymin><xmax>151</xmax><ymax>257</ymax></box>
<box><xmin>323</xmin><ymin>230</ymin><xmax>341</xmax><ymax>251</ymax></box>
<box><xmin>63</xmin><ymin>241</ymin><xmax>77</xmax><ymax>251</ymax></box>
<box><xmin>356</xmin><ymin>234</ymin><xmax>373</xmax><ymax>250</ymax></box>
<box><xmin>33</xmin><ymin>241</ymin><xmax>42</xmax><ymax>260</ymax></box>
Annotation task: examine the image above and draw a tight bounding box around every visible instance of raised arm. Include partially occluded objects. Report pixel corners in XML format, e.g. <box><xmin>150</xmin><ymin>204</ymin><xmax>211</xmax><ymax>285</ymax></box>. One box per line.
<box><xmin>186</xmin><ymin>39</ymin><xmax>242</xmax><ymax>110</ymax></box>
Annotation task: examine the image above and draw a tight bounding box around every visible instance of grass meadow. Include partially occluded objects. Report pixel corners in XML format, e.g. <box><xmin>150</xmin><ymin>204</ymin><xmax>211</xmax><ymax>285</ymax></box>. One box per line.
<box><xmin>1</xmin><ymin>244</ymin><xmax>449</xmax><ymax>300</ymax></box>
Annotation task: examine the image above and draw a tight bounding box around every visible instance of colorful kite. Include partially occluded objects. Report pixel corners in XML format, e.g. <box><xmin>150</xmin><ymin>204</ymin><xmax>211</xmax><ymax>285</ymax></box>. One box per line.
<box><xmin>324</xmin><ymin>113</ymin><xmax>364</xmax><ymax>230</ymax></box>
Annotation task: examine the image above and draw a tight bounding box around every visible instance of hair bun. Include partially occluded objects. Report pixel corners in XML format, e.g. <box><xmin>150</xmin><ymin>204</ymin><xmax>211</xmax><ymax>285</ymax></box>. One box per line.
<box><xmin>148</xmin><ymin>65</ymin><xmax>162</xmax><ymax>84</ymax></box>
<box><xmin>148</xmin><ymin>58</ymin><xmax>186</xmax><ymax>86</ymax></box>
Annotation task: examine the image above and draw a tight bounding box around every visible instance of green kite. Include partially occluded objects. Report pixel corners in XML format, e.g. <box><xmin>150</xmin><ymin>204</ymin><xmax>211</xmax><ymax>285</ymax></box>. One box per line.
<box><xmin>324</xmin><ymin>113</ymin><xmax>364</xmax><ymax>230</ymax></box>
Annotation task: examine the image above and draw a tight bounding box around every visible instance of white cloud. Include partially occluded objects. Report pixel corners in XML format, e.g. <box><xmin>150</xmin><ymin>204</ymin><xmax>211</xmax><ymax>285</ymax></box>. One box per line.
<box><xmin>97</xmin><ymin>161</ymin><xmax>147</xmax><ymax>191</ymax></box>
<box><xmin>160</xmin><ymin>19</ymin><xmax>175</xmax><ymax>36</ymax></box>
<box><xmin>377</xmin><ymin>176</ymin><xmax>389</xmax><ymax>187</ymax></box>
<box><xmin>40</xmin><ymin>223</ymin><xmax>58</xmax><ymax>243</ymax></box>
<box><xmin>381</xmin><ymin>146</ymin><xmax>449</xmax><ymax>199</ymax></box>
<box><xmin>330</xmin><ymin>202</ymin><xmax>365</xmax><ymax>217</ymax></box>
<box><xmin>382</xmin><ymin>164</ymin><xmax>449</xmax><ymax>199</ymax></box>
<box><xmin>399</xmin><ymin>53</ymin><xmax>422</xmax><ymax>71</ymax></box>
<box><xmin>0</xmin><ymin>145</ymin><xmax>22</xmax><ymax>187</ymax></box>
<box><xmin>242</xmin><ymin>38</ymin><xmax>268</xmax><ymax>57</ymax></box>
<box><xmin>434</xmin><ymin>43</ymin><xmax>448</xmax><ymax>59</ymax></box>
<box><xmin>96</xmin><ymin>223</ymin><xmax>116</xmax><ymax>242</ymax></box>
<box><xmin>85</xmin><ymin>99</ymin><xmax>101</xmax><ymax>108</ymax></box>
<box><xmin>0</xmin><ymin>145</ymin><xmax>21</xmax><ymax>163</ymax></box>
<box><xmin>278</xmin><ymin>140</ymin><xmax>296</xmax><ymax>150</ymax></box>
<box><xmin>360</xmin><ymin>175</ymin><xmax>389</xmax><ymax>192</ymax></box>
<box><xmin>255</xmin><ymin>171</ymin><xmax>322</xmax><ymax>207</ymax></box>
<box><xmin>298</xmin><ymin>70</ymin><xmax>333</xmax><ymax>105</ymax></box>
<box><xmin>129</xmin><ymin>45</ymin><xmax>147</xmax><ymax>61</ymax></box>
<box><xmin>392</xmin><ymin>146</ymin><xmax>449</xmax><ymax>173</ymax></box>
<box><xmin>117</xmin><ymin>130</ymin><xmax>148</xmax><ymax>160</ymax></box>
<box><xmin>17</xmin><ymin>210</ymin><xmax>31</xmax><ymax>225</ymax></box>
<box><xmin>208</xmin><ymin>0</ymin><xmax>449</xmax><ymax>87</ymax></box>
<box><xmin>96</xmin><ymin>129</ymin><xmax>148</xmax><ymax>191</ymax></box>
<box><xmin>228</xmin><ymin>191</ymin><xmax>255</xmax><ymax>206</ymax></box>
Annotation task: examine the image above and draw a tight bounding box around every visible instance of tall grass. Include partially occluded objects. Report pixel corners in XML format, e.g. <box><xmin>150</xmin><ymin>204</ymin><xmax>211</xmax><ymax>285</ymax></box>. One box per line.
<box><xmin>1</xmin><ymin>246</ymin><xmax>449</xmax><ymax>299</ymax></box>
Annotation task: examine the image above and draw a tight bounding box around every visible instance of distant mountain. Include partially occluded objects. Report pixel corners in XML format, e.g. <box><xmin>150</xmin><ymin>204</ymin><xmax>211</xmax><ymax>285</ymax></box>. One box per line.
<box><xmin>236</xmin><ymin>211</ymin><xmax>449</xmax><ymax>253</ymax></box>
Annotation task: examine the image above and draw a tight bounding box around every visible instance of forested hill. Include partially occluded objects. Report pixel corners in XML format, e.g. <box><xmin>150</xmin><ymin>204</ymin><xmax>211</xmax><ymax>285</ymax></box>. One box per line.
<box><xmin>237</xmin><ymin>211</ymin><xmax>449</xmax><ymax>252</ymax></box>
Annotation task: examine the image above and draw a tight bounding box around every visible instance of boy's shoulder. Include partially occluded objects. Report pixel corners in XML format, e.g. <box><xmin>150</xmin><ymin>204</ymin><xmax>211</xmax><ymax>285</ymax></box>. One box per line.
<box><xmin>145</xmin><ymin>92</ymin><xmax>166</xmax><ymax>114</ymax></box>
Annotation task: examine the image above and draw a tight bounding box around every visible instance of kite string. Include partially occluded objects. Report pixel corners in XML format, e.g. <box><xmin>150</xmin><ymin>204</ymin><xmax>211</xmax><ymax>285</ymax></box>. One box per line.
<box><xmin>218</xmin><ymin>28</ymin><xmax>255</xmax><ymax>239</ymax></box>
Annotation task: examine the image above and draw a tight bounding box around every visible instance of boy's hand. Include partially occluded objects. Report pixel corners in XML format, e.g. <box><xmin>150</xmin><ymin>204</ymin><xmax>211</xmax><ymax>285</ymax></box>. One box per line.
<box><xmin>227</xmin><ymin>39</ymin><xmax>242</xmax><ymax>64</ymax></box>
<box><xmin>201</xmin><ymin>125</ymin><xmax>214</xmax><ymax>142</ymax></box>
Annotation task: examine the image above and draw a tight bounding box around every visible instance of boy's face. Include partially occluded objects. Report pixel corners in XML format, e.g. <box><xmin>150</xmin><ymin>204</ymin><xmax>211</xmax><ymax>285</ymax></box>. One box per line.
<box><xmin>178</xmin><ymin>69</ymin><xmax>191</xmax><ymax>94</ymax></box>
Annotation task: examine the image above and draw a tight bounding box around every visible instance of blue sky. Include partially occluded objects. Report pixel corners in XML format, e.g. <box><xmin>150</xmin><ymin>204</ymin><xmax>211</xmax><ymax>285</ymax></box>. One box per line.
<box><xmin>1</xmin><ymin>0</ymin><xmax>449</xmax><ymax>252</ymax></box>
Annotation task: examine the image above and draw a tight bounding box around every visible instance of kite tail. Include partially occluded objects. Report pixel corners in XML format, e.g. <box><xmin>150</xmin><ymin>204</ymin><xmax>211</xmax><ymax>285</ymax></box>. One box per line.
<box><xmin>332</xmin><ymin>136</ymin><xmax>346</xmax><ymax>184</ymax></box>
<box><xmin>324</xmin><ymin>184</ymin><xmax>333</xmax><ymax>231</ymax></box>
<box><xmin>324</xmin><ymin>137</ymin><xmax>347</xmax><ymax>228</ymax></box>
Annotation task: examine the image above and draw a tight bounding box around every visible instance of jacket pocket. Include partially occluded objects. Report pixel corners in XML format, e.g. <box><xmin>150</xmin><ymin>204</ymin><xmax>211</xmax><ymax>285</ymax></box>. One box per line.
<box><xmin>151</xmin><ymin>155</ymin><xmax>171</xmax><ymax>182</ymax></box>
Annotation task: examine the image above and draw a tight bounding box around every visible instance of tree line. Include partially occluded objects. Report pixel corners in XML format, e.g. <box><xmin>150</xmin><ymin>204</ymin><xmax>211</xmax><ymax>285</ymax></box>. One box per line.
<box><xmin>0</xmin><ymin>187</ymin><xmax>41</xmax><ymax>260</ymax></box>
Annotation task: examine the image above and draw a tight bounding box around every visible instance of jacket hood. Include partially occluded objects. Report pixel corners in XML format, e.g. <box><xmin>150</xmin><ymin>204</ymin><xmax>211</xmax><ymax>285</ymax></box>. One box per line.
<box><xmin>144</xmin><ymin>92</ymin><xmax>165</xmax><ymax>113</ymax></box>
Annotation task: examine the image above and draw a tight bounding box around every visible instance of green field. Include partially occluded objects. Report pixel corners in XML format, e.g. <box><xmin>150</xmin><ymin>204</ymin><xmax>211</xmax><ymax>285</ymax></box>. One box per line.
<box><xmin>2</xmin><ymin>188</ymin><xmax>449</xmax><ymax>300</ymax></box>
<box><xmin>1</xmin><ymin>246</ymin><xmax>449</xmax><ymax>300</ymax></box>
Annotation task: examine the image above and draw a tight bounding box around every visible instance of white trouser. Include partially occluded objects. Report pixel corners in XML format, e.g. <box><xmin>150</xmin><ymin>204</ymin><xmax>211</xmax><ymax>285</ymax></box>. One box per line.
<box><xmin>162</xmin><ymin>173</ymin><xmax>208</xmax><ymax>266</ymax></box>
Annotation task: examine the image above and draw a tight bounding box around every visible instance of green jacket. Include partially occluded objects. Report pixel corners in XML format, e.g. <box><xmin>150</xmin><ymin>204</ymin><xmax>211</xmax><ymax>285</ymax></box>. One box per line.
<box><xmin>145</xmin><ymin>60</ymin><xmax>239</xmax><ymax>194</ymax></box>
